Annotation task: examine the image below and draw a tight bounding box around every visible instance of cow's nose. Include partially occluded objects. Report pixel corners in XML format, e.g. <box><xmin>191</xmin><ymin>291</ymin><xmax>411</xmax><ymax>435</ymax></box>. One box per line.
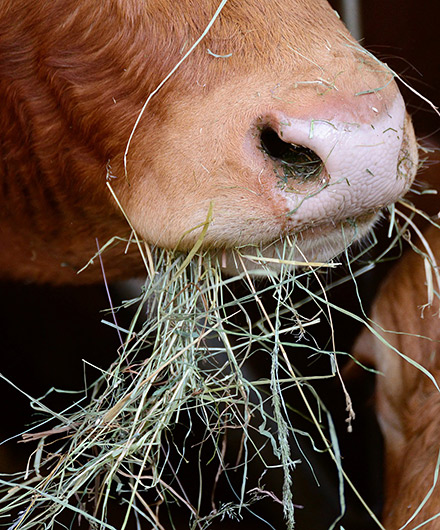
<box><xmin>255</xmin><ymin>93</ymin><xmax>417</xmax><ymax>223</ymax></box>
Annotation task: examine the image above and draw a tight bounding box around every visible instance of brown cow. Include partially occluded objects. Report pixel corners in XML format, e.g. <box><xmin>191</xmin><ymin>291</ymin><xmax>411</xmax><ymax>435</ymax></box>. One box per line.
<box><xmin>354</xmin><ymin>223</ymin><xmax>440</xmax><ymax>529</ymax></box>
<box><xmin>0</xmin><ymin>0</ymin><xmax>418</xmax><ymax>283</ymax></box>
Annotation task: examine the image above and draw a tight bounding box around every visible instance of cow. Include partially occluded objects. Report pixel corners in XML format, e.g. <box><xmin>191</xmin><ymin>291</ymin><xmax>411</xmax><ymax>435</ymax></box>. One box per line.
<box><xmin>0</xmin><ymin>0</ymin><xmax>418</xmax><ymax>284</ymax></box>
<box><xmin>0</xmin><ymin>1</ymin><xmax>425</xmax><ymax>527</ymax></box>
<box><xmin>353</xmin><ymin>221</ymin><xmax>440</xmax><ymax>529</ymax></box>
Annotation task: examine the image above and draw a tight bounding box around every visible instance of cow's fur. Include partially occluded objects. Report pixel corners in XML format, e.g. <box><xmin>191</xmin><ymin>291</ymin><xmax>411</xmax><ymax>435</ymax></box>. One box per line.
<box><xmin>0</xmin><ymin>0</ymin><xmax>417</xmax><ymax>283</ymax></box>
<box><xmin>354</xmin><ymin>223</ymin><xmax>440</xmax><ymax>529</ymax></box>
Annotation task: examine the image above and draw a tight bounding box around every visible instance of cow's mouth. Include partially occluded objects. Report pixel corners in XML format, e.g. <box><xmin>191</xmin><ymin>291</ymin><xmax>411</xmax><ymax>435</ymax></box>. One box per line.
<box><xmin>260</xmin><ymin>127</ymin><xmax>324</xmax><ymax>183</ymax></box>
<box><xmin>217</xmin><ymin>211</ymin><xmax>379</xmax><ymax>275</ymax></box>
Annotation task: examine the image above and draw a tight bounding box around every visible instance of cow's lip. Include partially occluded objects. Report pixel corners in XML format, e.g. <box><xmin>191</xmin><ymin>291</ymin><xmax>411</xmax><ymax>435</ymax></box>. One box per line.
<box><xmin>288</xmin><ymin>209</ymin><xmax>379</xmax><ymax>243</ymax></box>
<box><xmin>216</xmin><ymin>210</ymin><xmax>380</xmax><ymax>275</ymax></box>
<box><xmin>263</xmin><ymin>210</ymin><xmax>379</xmax><ymax>262</ymax></box>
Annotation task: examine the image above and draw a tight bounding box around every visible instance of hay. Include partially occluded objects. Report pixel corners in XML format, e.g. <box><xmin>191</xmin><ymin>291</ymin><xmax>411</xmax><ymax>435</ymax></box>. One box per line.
<box><xmin>0</xmin><ymin>197</ymin><xmax>438</xmax><ymax>530</ymax></box>
<box><xmin>0</xmin><ymin>240</ymin><xmax>349</xmax><ymax>529</ymax></box>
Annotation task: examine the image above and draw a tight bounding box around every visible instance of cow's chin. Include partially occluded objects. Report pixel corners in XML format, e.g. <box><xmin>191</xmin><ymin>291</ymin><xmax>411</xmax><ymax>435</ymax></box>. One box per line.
<box><xmin>213</xmin><ymin>213</ymin><xmax>379</xmax><ymax>277</ymax></box>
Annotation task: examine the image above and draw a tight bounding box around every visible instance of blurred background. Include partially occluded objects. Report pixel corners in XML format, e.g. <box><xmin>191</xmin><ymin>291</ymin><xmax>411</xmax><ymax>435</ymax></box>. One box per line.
<box><xmin>332</xmin><ymin>0</ymin><xmax>440</xmax><ymax>142</ymax></box>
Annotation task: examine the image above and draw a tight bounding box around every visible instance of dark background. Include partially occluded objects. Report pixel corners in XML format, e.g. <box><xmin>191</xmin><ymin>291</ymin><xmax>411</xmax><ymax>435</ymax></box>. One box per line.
<box><xmin>331</xmin><ymin>0</ymin><xmax>440</xmax><ymax>142</ymax></box>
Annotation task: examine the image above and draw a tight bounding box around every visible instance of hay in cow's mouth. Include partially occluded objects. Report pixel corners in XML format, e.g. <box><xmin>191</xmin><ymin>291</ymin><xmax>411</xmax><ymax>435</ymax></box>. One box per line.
<box><xmin>0</xmin><ymin>196</ymin><xmax>438</xmax><ymax>530</ymax></box>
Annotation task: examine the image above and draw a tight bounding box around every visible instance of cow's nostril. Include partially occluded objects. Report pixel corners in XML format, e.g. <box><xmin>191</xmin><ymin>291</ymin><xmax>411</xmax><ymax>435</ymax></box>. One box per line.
<box><xmin>260</xmin><ymin>127</ymin><xmax>324</xmax><ymax>182</ymax></box>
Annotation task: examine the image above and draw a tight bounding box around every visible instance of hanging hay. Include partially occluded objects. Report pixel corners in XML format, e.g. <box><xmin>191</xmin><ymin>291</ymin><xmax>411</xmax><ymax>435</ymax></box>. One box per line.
<box><xmin>0</xmin><ymin>196</ymin><xmax>439</xmax><ymax>530</ymax></box>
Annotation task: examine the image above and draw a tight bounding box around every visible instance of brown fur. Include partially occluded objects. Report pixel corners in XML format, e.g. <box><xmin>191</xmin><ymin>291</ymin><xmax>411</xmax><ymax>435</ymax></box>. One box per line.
<box><xmin>0</xmin><ymin>0</ymin><xmax>417</xmax><ymax>283</ymax></box>
<box><xmin>354</xmin><ymin>224</ymin><xmax>440</xmax><ymax>529</ymax></box>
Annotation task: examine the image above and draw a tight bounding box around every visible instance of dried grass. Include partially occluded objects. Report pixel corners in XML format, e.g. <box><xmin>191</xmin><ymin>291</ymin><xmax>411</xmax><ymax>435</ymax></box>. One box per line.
<box><xmin>0</xmin><ymin>189</ymin><xmax>439</xmax><ymax>530</ymax></box>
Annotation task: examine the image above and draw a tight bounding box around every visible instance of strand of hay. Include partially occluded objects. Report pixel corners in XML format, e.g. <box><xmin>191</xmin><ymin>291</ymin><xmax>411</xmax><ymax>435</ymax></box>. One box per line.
<box><xmin>1</xmin><ymin>197</ymin><xmax>438</xmax><ymax>530</ymax></box>
<box><xmin>0</xmin><ymin>245</ymin><xmax>340</xmax><ymax>530</ymax></box>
